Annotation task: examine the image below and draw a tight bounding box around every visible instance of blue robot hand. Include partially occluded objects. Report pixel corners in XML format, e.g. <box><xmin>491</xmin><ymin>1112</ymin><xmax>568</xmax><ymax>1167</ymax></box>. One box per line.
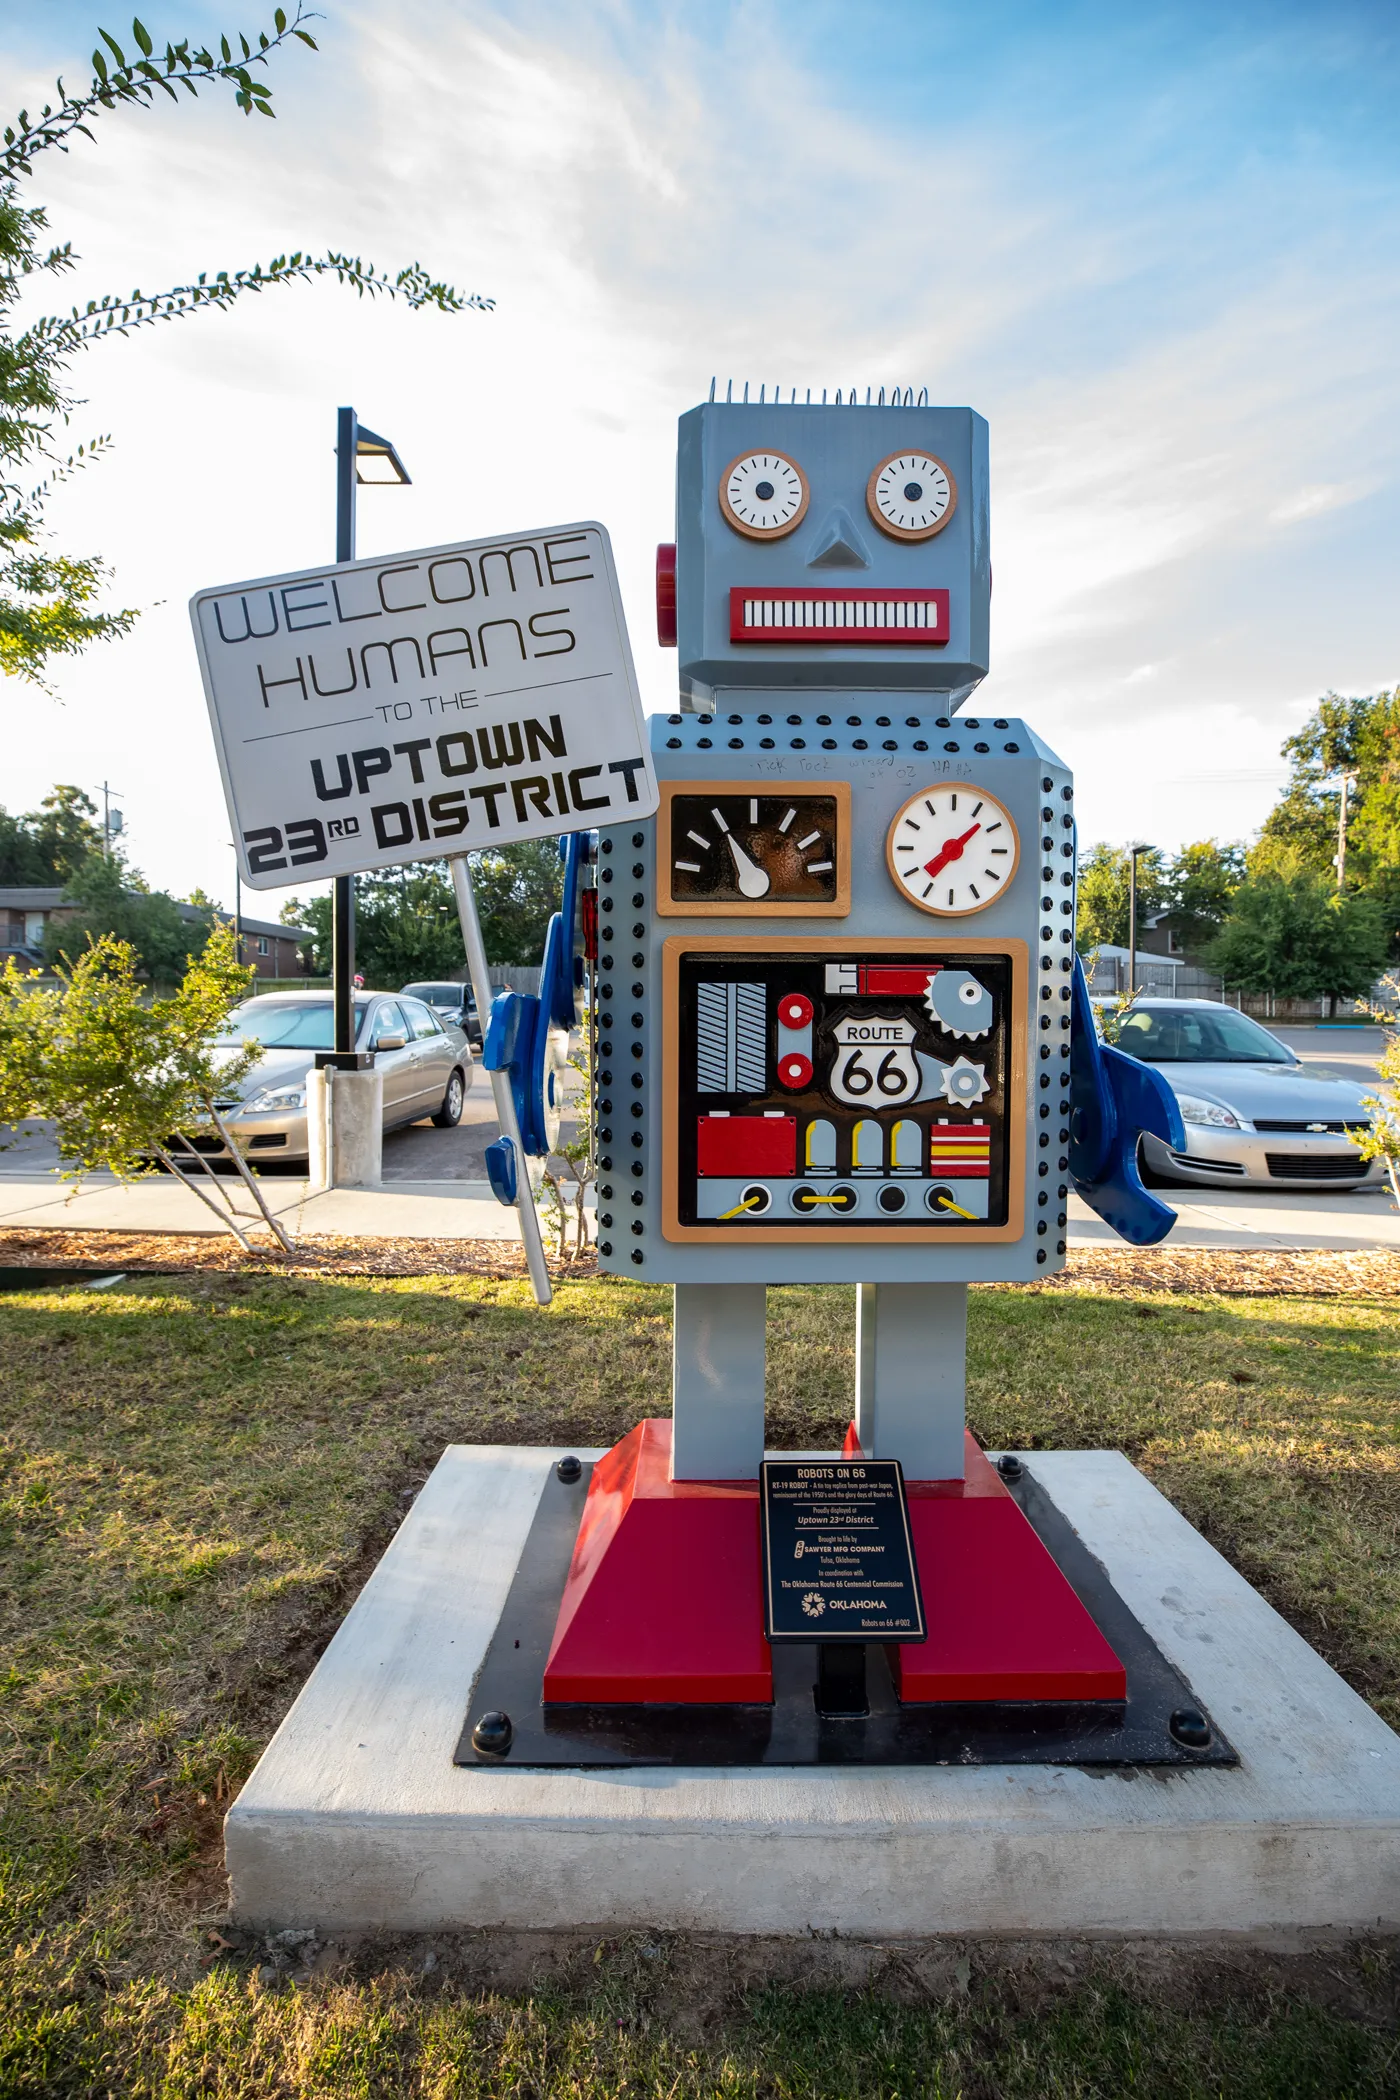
<box><xmin>1067</xmin><ymin>957</ymin><xmax>1185</xmax><ymax>1247</ymax></box>
<box><xmin>482</xmin><ymin>832</ymin><xmax>589</xmax><ymax>1206</ymax></box>
<box><xmin>543</xmin><ymin>831</ymin><xmax>591</xmax><ymax>1030</ymax></box>
<box><xmin>483</xmin><ymin>988</ymin><xmax>566</xmax><ymax>1186</ymax></box>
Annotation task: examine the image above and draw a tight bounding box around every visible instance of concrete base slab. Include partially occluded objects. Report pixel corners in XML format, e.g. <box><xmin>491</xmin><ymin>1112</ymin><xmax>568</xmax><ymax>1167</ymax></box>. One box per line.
<box><xmin>225</xmin><ymin>1444</ymin><xmax>1400</xmax><ymax>1938</ymax></box>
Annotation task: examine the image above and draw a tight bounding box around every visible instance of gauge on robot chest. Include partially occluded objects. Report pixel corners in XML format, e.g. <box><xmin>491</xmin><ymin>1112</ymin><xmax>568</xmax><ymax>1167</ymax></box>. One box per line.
<box><xmin>657</xmin><ymin>782</ymin><xmax>851</xmax><ymax>916</ymax></box>
<box><xmin>886</xmin><ymin>783</ymin><xmax>1019</xmax><ymax>917</ymax></box>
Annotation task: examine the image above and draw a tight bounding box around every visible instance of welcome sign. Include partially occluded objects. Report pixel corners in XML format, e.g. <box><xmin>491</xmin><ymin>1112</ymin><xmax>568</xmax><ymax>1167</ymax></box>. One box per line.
<box><xmin>191</xmin><ymin>522</ymin><xmax>657</xmax><ymax>889</ymax></box>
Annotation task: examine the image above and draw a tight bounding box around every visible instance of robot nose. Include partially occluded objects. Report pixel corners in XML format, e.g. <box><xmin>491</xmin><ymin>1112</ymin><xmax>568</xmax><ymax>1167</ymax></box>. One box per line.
<box><xmin>805</xmin><ymin>505</ymin><xmax>871</xmax><ymax>571</ymax></box>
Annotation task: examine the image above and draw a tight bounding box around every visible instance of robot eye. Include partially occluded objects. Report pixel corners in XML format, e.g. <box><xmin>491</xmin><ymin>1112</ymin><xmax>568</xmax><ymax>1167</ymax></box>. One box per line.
<box><xmin>719</xmin><ymin>451</ymin><xmax>809</xmax><ymax>540</ymax></box>
<box><xmin>867</xmin><ymin>451</ymin><xmax>957</xmax><ymax>541</ymax></box>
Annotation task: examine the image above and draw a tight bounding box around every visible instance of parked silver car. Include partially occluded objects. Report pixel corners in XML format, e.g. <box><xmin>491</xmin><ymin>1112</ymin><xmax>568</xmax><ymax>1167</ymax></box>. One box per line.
<box><xmin>1117</xmin><ymin>1000</ymin><xmax>1383</xmax><ymax>1191</ymax></box>
<box><xmin>189</xmin><ymin>990</ymin><xmax>472</xmax><ymax>1170</ymax></box>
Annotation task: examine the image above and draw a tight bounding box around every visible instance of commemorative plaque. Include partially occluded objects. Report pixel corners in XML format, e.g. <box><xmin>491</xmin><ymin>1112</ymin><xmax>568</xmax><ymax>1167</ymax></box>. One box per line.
<box><xmin>760</xmin><ymin>1460</ymin><xmax>926</xmax><ymax>1643</ymax></box>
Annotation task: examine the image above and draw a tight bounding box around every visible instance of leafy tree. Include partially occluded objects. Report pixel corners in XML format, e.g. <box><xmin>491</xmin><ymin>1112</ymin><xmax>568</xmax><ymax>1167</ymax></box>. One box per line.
<box><xmin>43</xmin><ymin>848</ymin><xmax>200</xmax><ymax>981</ymax></box>
<box><xmin>0</xmin><ymin>920</ymin><xmax>293</xmax><ymax>1249</ymax></box>
<box><xmin>2</xmin><ymin>11</ymin><xmax>490</xmax><ymax>688</ymax></box>
<box><xmin>469</xmin><ymin>841</ymin><xmax>563</xmax><ymax>967</ymax></box>
<box><xmin>287</xmin><ymin>872</ymin><xmax>455</xmax><ymax>985</ymax></box>
<box><xmin>1075</xmin><ymin>842</ymin><xmax>1168</xmax><ymax>951</ymax></box>
<box><xmin>0</xmin><ymin>783</ymin><xmax>104</xmax><ymax>882</ymax></box>
<box><xmin>286</xmin><ymin>843</ymin><xmax>562</xmax><ymax>983</ymax></box>
<box><xmin>1258</xmin><ymin>688</ymin><xmax>1400</xmax><ymax>886</ymax></box>
<box><xmin>1167</xmin><ymin>840</ymin><xmax>1246</xmax><ymax>950</ymax></box>
<box><xmin>1204</xmin><ymin>864</ymin><xmax>1389</xmax><ymax>1001</ymax></box>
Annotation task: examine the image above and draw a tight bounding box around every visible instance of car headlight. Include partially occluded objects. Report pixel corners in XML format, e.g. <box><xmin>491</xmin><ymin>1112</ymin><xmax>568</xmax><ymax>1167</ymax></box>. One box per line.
<box><xmin>241</xmin><ymin>1083</ymin><xmax>306</xmax><ymax>1113</ymax></box>
<box><xmin>1175</xmin><ymin>1092</ymin><xmax>1241</xmax><ymax>1129</ymax></box>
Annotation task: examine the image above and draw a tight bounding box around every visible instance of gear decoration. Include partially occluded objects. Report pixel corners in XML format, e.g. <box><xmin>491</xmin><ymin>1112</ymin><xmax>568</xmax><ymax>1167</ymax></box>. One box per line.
<box><xmin>925</xmin><ymin>968</ymin><xmax>994</xmax><ymax>1039</ymax></box>
<box><xmin>941</xmin><ymin>1055</ymin><xmax>990</xmax><ymax>1106</ymax></box>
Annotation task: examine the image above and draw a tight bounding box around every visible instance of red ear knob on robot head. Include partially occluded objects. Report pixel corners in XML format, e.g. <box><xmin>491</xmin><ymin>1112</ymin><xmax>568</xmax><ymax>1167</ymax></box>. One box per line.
<box><xmin>778</xmin><ymin>1053</ymin><xmax>813</xmax><ymax>1090</ymax></box>
<box><xmin>656</xmin><ymin>543</ymin><xmax>677</xmax><ymax>647</ymax></box>
<box><xmin>778</xmin><ymin>993</ymin><xmax>813</xmax><ymax>1029</ymax></box>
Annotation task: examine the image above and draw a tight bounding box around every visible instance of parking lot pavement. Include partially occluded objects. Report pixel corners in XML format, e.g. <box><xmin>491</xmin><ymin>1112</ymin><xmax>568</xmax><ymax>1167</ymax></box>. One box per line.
<box><xmin>1270</xmin><ymin>1025</ymin><xmax>1387</xmax><ymax>1089</ymax></box>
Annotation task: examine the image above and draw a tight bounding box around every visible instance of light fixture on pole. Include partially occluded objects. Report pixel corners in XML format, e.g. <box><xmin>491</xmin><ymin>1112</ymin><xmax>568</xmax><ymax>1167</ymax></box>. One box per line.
<box><xmin>349</xmin><ymin>426</ymin><xmax>411</xmax><ymax>486</ymax></box>
<box><xmin>327</xmin><ymin>407</ymin><xmax>412</xmax><ymax>1070</ymax></box>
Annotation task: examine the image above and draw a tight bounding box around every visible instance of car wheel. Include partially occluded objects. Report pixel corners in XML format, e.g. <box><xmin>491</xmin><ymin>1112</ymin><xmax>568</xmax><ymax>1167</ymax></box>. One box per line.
<box><xmin>433</xmin><ymin>1067</ymin><xmax>466</xmax><ymax>1128</ymax></box>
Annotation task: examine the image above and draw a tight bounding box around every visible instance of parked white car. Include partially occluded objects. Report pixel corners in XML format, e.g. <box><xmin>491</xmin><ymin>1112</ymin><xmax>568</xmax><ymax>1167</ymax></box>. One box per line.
<box><xmin>1115</xmin><ymin>1000</ymin><xmax>1383</xmax><ymax>1192</ymax></box>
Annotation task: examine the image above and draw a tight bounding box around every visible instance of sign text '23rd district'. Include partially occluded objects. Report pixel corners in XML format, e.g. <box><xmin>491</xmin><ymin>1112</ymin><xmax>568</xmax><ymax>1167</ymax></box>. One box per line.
<box><xmin>190</xmin><ymin>525</ymin><xmax>654</xmax><ymax>883</ymax></box>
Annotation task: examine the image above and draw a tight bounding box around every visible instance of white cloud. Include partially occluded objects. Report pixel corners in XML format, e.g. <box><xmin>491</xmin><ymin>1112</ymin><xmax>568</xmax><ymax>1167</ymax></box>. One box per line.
<box><xmin>1269</xmin><ymin>481</ymin><xmax>1373</xmax><ymax>526</ymax></box>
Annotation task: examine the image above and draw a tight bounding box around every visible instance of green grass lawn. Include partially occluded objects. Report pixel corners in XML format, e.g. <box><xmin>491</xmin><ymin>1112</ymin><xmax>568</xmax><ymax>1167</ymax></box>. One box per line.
<box><xmin>1</xmin><ymin>1270</ymin><xmax>1397</xmax><ymax>2096</ymax></box>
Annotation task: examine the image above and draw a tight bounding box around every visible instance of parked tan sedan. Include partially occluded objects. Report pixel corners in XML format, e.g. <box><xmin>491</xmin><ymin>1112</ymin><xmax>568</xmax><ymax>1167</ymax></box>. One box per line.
<box><xmin>184</xmin><ymin>990</ymin><xmax>473</xmax><ymax>1170</ymax></box>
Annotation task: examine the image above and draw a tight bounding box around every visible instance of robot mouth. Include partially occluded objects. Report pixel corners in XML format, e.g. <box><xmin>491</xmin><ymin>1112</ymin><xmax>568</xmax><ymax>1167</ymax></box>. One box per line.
<box><xmin>729</xmin><ymin>586</ymin><xmax>949</xmax><ymax>643</ymax></box>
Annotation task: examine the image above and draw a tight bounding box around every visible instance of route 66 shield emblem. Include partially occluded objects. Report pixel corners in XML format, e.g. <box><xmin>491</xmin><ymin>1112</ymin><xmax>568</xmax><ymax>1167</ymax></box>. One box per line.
<box><xmin>826</xmin><ymin>1012</ymin><xmax>921</xmax><ymax>1107</ymax></box>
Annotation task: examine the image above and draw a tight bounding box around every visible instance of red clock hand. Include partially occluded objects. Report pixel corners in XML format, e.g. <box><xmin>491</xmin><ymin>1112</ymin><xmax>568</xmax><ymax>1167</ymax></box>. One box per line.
<box><xmin>922</xmin><ymin>821</ymin><xmax>981</xmax><ymax>880</ymax></box>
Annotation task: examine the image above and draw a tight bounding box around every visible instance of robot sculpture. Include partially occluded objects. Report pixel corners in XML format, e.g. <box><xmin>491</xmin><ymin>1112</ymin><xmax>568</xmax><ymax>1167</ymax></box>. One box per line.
<box><xmin>469</xmin><ymin>386</ymin><xmax>1186</xmax><ymax>1742</ymax></box>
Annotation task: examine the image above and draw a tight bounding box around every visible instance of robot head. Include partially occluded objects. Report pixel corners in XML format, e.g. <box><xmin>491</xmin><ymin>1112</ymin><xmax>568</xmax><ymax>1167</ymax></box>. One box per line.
<box><xmin>667</xmin><ymin>390</ymin><xmax>990</xmax><ymax>709</ymax></box>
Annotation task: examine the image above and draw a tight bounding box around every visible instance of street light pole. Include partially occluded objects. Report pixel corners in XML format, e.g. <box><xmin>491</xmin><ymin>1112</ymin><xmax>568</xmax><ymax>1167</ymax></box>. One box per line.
<box><xmin>332</xmin><ymin>406</ymin><xmax>358</xmax><ymax>1063</ymax></box>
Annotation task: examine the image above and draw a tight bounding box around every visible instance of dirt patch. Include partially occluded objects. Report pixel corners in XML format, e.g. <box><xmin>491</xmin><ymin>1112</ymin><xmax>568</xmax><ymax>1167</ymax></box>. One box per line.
<box><xmin>0</xmin><ymin>1227</ymin><xmax>556</xmax><ymax>1279</ymax></box>
<box><xmin>209</xmin><ymin>1924</ymin><xmax>1400</xmax><ymax>2036</ymax></box>
<box><xmin>1</xmin><ymin>1227</ymin><xmax>1396</xmax><ymax>1297</ymax></box>
<box><xmin>1021</xmin><ymin>1246</ymin><xmax>1400</xmax><ymax>1298</ymax></box>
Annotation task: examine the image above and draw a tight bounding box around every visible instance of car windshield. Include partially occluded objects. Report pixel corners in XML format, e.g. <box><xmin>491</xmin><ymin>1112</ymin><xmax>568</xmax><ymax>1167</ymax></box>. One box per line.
<box><xmin>1116</xmin><ymin>1006</ymin><xmax>1294</xmax><ymax>1064</ymax></box>
<box><xmin>215</xmin><ymin>998</ymin><xmax>368</xmax><ymax>1050</ymax></box>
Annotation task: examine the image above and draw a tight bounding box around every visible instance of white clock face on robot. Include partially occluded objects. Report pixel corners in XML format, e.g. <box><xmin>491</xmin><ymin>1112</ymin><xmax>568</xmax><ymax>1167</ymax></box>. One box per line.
<box><xmin>885</xmin><ymin>782</ymin><xmax>1020</xmax><ymax>917</ymax></box>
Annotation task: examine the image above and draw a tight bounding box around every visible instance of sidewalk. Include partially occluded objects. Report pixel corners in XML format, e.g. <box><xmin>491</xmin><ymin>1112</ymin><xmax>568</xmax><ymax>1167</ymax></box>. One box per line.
<box><xmin>1</xmin><ymin>1169</ymin><xmax>1397</xmax><ymax>1252</ymax></box>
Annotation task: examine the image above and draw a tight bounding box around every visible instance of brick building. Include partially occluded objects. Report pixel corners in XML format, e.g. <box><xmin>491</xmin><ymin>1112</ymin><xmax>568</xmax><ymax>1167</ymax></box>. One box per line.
<box><xmin>0</xmin><ymin>887</ymin><xmax>313</xmax><ymax>978</ymax></box>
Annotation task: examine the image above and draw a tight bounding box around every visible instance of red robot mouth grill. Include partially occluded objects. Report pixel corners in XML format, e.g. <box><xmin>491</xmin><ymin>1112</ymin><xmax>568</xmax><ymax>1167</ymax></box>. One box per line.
<box><xmin>729</xmin><ymin>586</ymin><xmax>949</xmax><ymax>644</ymax></box>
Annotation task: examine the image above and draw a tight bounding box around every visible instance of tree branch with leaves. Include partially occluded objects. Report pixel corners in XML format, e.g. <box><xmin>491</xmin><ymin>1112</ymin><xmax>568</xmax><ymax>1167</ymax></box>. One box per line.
<box><xmin>2</xmin><ymin>11</ymin><xmax>492</xmax><ymax>688</ymax></box>
<box><xmin>0</xmin><ymin>920</ymin><xmax>297</xmax><ymax>1251</ymax></box>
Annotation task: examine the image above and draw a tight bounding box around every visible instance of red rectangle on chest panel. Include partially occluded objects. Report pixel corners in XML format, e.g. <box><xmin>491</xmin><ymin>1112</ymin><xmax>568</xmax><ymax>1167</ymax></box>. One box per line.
<box><xmin>697</xmin><ymin>1114</ymin><xmax>797</xmax><ymax>1177</ymax></box>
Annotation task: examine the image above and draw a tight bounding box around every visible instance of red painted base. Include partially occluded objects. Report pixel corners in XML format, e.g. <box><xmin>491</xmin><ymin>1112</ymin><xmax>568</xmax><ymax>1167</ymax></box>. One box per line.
<box><xmin>894</xmin><ymin>1435</ymin><xmax>1126</xmax><ymax>1702</ymax></box>
<box><xmin>541</xmin><ymin>1422</ymin><xmax>1124</xmax><ymax>1707</ymax></box>
<box><xmin>542</xmin><ymin>1419</ymin><xmax>772</xmax><ymax>1704</ymax></box>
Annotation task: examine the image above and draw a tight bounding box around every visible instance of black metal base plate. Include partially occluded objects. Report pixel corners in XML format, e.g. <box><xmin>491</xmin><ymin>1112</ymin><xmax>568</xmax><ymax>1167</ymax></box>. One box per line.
<box><xmin>455</xmin><ymin>1461</ymin><xmax>1236</xmax><ymax>1770</ymax></box>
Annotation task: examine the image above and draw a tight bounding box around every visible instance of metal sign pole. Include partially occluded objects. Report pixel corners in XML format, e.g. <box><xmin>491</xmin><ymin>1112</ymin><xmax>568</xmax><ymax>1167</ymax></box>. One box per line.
<box><xmin>449</xmin><ymin>853</ymin><xmax>553</xmax><ymax>1307</ymax></box>
<box><xmin>332</xmin><ymin>406</ymin><xmax>358</xmax><ymax>1063</ymax></box>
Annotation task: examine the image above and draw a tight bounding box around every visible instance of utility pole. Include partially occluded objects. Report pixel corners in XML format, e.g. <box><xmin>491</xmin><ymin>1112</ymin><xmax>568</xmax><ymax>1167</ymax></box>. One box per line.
<box><xmin>98</xmin><ymin>781</ymin><xmax>123</xmax><ymax>859</ymax></box>
<box><xmin>1334</xmin><ymin>770</ymin><xmax>1358</xmax><ymax>892</ymax></box>
<box><xmin>1127</xmin><ymin>843</ymin><xmax>1151</xmax><ymax>999</ymax></box>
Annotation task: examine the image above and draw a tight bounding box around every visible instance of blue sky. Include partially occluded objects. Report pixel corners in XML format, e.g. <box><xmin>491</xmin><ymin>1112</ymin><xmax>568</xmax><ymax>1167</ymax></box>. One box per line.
<box><xmin>3</xmin><ymin>0</ymin><xmax>1398</xmax><ymax>906</ymax></box>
